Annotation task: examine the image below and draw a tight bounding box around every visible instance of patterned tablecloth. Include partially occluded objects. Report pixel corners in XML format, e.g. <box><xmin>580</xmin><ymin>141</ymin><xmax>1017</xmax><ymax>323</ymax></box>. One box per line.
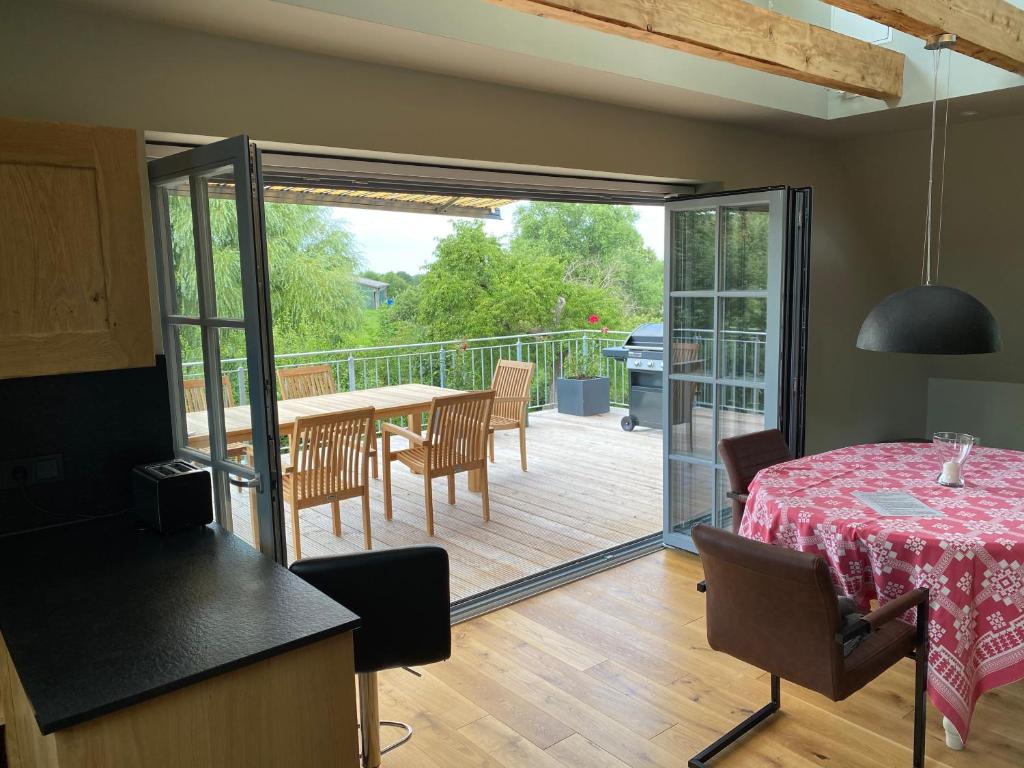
<box><xmin>738</xmin><ymin>442</ymin><xmax>1024</xmax><ymax>742</ymax></box>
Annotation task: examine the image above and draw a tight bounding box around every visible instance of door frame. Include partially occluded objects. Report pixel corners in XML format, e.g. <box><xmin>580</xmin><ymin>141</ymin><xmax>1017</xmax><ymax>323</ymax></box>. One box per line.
<box><xmin>661</xmin><ymin>187</ymin><xmax>809</xmax><ymax>553</ymax></box>
<box><xmin>148</xmin><ymin>137</ymin><xmax>286</xmax><ymax>562</ymax></box>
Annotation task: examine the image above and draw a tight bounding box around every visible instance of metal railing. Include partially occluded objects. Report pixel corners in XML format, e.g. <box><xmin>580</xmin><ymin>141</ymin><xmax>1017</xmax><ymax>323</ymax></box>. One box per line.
<box><xmin>183</xmin><ymin>328</ymin><xmax>768</xmax><ymax>416</ymax></box>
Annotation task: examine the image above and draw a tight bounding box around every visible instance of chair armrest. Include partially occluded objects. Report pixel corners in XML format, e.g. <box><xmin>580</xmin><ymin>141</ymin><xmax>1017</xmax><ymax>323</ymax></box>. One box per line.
<box><xmin>836</xmin><ymin>589</ymin><xmax>928</xmax><ymax>647</ymax></box>
<box><xmin>726</xmin><ymin>491</ymin><xmax>749</xmax><ymax>503</ymax></box>
<box><xmin>862</xmin><ymin>588</ymin><xmax>928</xmax><ymax>631</ymax></box>
<box><xmin>382</xmin><ymin>422</ymin><xmax>427</xmax><ymax>445</ymax></box>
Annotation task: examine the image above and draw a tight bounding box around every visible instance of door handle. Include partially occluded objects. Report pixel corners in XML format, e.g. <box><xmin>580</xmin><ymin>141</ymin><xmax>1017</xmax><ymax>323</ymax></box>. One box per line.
<box><xmin>228</xmin><ymin>473</ymin><xmax>262</xmax><ymax>492</ymax></box>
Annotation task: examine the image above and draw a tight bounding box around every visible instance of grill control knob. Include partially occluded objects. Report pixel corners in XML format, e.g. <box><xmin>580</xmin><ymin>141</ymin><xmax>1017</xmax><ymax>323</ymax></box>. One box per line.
<box><xmin>646</xmin><ymin>360</ymin><xmax>654</xmax><ymax>368</ymax></box>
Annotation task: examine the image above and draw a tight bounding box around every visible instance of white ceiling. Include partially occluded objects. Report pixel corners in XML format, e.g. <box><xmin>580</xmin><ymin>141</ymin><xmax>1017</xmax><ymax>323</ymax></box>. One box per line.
<box><xmin>68</xmin><ymin>0</ymin><xmax>1024</xmax><ymax>134</ymax></box>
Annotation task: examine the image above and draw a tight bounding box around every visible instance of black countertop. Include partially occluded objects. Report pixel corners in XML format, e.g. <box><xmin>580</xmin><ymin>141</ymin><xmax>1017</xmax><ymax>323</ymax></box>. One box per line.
<box><xmin>0</xmin><ymin>517</ymin><xmax>359</xmax><ymax>734</ymax></box>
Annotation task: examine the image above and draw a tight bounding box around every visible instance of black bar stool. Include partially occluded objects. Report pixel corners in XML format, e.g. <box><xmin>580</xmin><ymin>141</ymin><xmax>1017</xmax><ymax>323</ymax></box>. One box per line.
<box><xmin>290</xmin><ymin>546</ymin><xmax>451</xmax><ymax>768</ymax></box>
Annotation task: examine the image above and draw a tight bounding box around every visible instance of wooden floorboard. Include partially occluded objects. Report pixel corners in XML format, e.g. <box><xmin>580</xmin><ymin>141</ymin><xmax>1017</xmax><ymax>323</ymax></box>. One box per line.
<box><xmin>229</xmin><ymin>408</ymin><xmax>667</xmax><ymax>600</ymax></box>
<box><xmin>379</xmin><ymin>549</ymin><xmax>1024</xmax><ymax>767</ymax></box>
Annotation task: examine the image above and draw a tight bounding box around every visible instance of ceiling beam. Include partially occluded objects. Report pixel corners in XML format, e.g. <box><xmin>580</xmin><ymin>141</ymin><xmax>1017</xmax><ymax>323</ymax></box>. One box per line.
<box><xmin>823</xmin><ymin>0</ymin><xmax>1024</xmax><ymax>74</ymax></box>
<box><xmin>482</xmin><ymin>0</ymin><xmax>905</xmax><ymax>100</ymax></box>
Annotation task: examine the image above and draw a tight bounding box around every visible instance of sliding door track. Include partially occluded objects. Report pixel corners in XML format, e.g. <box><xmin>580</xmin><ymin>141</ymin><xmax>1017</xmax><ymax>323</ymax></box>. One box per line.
<box><xmin>450</xmin><ymin>533</ymin><xmax>664</xmax><ymax>625</ymax></box>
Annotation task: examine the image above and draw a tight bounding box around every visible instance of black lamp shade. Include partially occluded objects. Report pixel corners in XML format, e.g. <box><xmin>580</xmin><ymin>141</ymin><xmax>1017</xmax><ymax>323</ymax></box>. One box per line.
<box><xmin>856</xmin><ymin>284</ymin><xmax>1001</xmax><ymax>354</ymax></box>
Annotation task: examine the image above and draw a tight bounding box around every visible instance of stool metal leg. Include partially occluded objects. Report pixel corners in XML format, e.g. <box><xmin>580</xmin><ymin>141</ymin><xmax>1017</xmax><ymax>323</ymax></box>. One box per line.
<box><xmin>357</xmin><ymin>672</ymin><xmax>413</xmax><ymax>768</ymax></box>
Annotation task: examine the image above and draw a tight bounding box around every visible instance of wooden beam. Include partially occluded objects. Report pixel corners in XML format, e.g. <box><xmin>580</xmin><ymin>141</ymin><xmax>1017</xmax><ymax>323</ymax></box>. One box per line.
<box><xmin>483</xmin><ymin>0</ymin><xmax>905</xmax><ymax>100</ymax></box>
<box><xmin>823</xmin><ymin>0</ymin><xmax>1024</xmax><ymax>74</ymax></box>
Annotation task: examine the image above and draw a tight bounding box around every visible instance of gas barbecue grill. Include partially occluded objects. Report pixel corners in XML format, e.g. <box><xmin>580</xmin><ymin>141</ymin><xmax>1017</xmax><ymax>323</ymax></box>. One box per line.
<box><xmin>601</xmin><ymin>323</ymin><xmax>664</xmax><ymax>432</ymax></box>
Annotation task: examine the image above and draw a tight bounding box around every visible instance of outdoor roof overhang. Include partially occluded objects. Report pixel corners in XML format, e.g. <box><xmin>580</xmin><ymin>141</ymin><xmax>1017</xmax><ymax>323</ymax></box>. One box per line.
<box><xmin>262</xmin><ymin>185</ymin><xmax>514</xmax><ymax>219</ymax></box>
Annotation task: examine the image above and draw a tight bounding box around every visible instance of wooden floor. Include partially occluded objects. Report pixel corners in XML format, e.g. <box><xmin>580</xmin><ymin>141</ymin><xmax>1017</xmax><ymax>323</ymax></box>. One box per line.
<box><xmin>377</xmin><ymin>549</ymin><xmax>1024</xmax><ymax>768</ymax></box>
<box><xmin>228</xmin><ymin>408</ymin><xmax>665</xmax><ymax>600</ymax></box>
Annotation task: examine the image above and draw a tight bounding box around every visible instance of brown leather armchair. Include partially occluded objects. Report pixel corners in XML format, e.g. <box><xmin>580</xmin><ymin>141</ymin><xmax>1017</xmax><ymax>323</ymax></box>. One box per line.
<box><xmin>718</xmin><ymin>428</ymin><xmax>792</xmax><ymax>533</ymax></box>
<box><xmin>691</xmin><ymin>524</ymin><xmax>929</xmax><ymax>768</ymax></box>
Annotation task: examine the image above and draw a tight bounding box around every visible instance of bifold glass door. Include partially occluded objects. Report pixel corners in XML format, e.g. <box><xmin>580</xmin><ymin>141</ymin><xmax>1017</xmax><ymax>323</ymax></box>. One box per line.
<box><xmin>663</xmin><ymin>188</ymin><xmax>807</xmax><ymax>551</ymax></box>
<box><xmin>149</xmin><ymin>137</ymin><xmax>285</xmax><ymax>561</ymax></box>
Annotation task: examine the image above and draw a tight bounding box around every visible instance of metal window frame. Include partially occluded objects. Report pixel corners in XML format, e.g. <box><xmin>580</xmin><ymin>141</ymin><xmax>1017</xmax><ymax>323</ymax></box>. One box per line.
<box><xmin>662</xmin><ymin>189</ymin><xmax>788</xmax><ymax>553</ymax></box>
<box><xmin>149</xmin><ymin>137</ymin><xmax>285</xmax><ymax>562</ymax></box>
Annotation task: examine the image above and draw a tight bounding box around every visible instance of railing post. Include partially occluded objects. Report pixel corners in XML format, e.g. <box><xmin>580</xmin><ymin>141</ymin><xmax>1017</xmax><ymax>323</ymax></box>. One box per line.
<box><xmin>439</xmin><ymin>349</ymin><xmax>447</xmax><ymax>388</ymax></box>
<box><xmin>516</xmin><ymin>338</ymin><xmax>523</xmax><ymax>362</ymax></box>
<box><xmin>347</xmin><ymin>354</ymin><xmax>357</xmax><ymax>392</ymax></box>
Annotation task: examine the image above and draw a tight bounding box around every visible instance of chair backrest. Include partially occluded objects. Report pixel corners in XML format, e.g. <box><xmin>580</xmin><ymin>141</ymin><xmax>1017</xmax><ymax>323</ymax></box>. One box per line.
<box><xmin>692</xmin><ymin>524</ymin><xmax>843</xmax><ymax>698</ymax></box>
<box><xmin>718</xmin><ymin>428</ymin><xmax>791</xmax><ymax>496</ymax></box>
<box><xmin>425</xmin><ymin>390</ymin><xmax>495</xmax><ymax>472</ymax></box>
<box><xmin>289</xmin><ymin>546</ymin><xmax>451</xmax><ymax>673</ymax></box>
<box><xmin>277</xmin><ymin>364</ymin><xmax>335</xmax><ymax>400</ymax></box>
<box><xmin>491</xmin><ymin>359</ymin><xmax>535</xmax><ymax>421</ymax></box>
<box><xmin>671</xmin><ymin>341</ymin><xmax>701</xmax><ymax>373</ymax></box>
<box><xmin>288</xmin><ymin>407</ymin><xmax>374</xmax><ymax>504</ymax></box>
<box><xmin>182</xmin><ymin>375</ymin><xmax>235</xmax><ymax>412</ymax></box>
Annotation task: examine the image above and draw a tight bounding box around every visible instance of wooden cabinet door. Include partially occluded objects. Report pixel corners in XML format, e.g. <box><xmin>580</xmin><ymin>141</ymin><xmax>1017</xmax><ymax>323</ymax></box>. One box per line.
<box><xmin>0</xmin><ymin>118</ymin><xmax>154</xmax><ymax>379</ymax></box>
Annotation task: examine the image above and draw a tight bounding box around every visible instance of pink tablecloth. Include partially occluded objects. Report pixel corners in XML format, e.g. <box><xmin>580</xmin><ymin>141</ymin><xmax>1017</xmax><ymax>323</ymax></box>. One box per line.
<box><xmin>738</xmin><ymin>442</ymin><xmax>1024</xmax><ymax>742</ymax></box>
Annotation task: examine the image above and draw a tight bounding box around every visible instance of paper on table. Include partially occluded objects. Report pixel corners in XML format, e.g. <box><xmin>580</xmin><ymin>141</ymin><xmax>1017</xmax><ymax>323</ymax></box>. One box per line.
<box><xmin>853</xmin><ymin>492</ymin><xmax>943</xmax><ymax>518</ymax></box>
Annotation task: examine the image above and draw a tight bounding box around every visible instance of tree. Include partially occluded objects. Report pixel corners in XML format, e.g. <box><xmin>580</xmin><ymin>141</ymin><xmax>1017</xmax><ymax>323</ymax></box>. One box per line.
<box><xmin>510</xmin><ymin>202</ymin><xmax>662</xmax><ymax>320</ymax></box>
<box><xmin>169</xmin><ymin>196</ymin><xmax>364</xmax><ymax>363</ymax></box>
<box><xmin>360</xmin><ymin>269</ymin><xmax>421</xmax><ymax>301</ymax></box>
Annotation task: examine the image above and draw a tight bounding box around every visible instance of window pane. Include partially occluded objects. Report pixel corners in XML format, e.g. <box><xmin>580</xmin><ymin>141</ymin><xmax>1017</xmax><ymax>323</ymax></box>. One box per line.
<box><xmin>668</xmin><ymin>460</ymin><xmax>714</xmax><ymax>536</ymax></box>
<box><xmin>174</xmin><ymin>324</ymin><xmax>210</xmax><ymax>456</ymax></box>
<box><xmin>670</xmin><ymin>297</ymin><xmax>713</xmax><ymax>376</ymax></box>
<box><xmin>669</xmin><ymin>380</ymin><xmax>713</xmax><ymax>459</ymax></box>
<box><xmin>217</xmin><ymin>327</ymin><xmax>252</xmax><ymax>469</ymax></box>
<box><xmin>722</xmin><ymin>205</ymin><xmax>769</xmax><ymax>291</ymax></box>
<box><xmin>206</xmin><ymin>168</ymin><xmax>244</xmax><ymax>320</ymax></box>
<box><xmin>717</xmin><ymin>385</ymin><xmax>766</xmax><ymax>445</ymax></box>
<box><xmin>164</xmin><ymin>180</ymin><xmax>199</xmax><ymax>317</ymax></box>
<box><xmin>719</xmin><ymin>297</ymin><xmax>766</xmax><ymax>382</ymax></box>
<box><xmin>671</xmin><ymin>208</ymin><xmax>716</xmax><ymax>291</ymax></box>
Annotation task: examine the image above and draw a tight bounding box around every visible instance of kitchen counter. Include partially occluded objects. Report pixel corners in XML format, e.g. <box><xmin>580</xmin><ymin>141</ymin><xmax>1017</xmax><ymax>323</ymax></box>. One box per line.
<box><xmin>0</xmin><ymin>516</ymin><xmax>359</xmax><ymax>735</ymax></box>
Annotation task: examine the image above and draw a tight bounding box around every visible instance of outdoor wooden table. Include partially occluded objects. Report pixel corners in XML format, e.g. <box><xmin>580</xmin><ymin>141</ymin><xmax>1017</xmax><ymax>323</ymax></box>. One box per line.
<box><xmin>738</xmin><ymin>442</ymin><xmax>1024</xmax><ymax>748</ymax></box>
<box><xmin>185</xmin><ymin>383</ymin><xmax>483</xmax><ymax>489</ymax></box>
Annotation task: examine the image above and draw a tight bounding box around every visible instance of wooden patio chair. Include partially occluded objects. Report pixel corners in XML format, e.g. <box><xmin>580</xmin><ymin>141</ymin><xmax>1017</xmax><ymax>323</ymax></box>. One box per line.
<box><xmin>487</xmin><ymin>359</ymin><xmax>535</xmax><ymax>471</ymax></box>
<box><xmin>277</xmin><ymin>364</ymin><xmax>336</xmax><ymax>399</ymax></box>
<box><xmin>381</xmin><ymin>390</ymin><xmax>495</xmax><ymax>537</ymax></box>
<box><xmin>182</xmin><ymin>376</ymin><xmax>247</xmax><ymax>461</ymax></box>
<box><xmin>276</xmin><ymin>364</ymin><xmax>378</xmax><ymax>478</ymax></box>
<box><xmin>277</xmin><ymin>407</ymin><xmax>377</xmax><ymax>559</ymax></box>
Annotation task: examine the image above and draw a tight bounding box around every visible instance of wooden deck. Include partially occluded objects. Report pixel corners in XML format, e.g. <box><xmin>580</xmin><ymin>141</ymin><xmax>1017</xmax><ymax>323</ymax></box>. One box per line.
<box><xmin>228</xmin><ymin>408</ymin><xmax>666</xmax><ymax>600</ymax></box>
<box><xmin>376</xmin><ymin>549</ymin><xmax>1024</xmax><ymax>768</ymax></box>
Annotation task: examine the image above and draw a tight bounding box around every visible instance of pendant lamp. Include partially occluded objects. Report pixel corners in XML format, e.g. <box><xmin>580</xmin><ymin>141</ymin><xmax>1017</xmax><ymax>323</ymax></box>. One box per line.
<box><xmin>856</xmin><ymin>35</ymin><xmax>1001</xmax><ymax>355</ymax></box>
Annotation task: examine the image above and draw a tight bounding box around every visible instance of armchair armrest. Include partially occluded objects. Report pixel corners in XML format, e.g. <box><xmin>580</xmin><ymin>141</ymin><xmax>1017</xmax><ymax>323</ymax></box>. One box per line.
<box><xmin>726</xmin><ymin>491</ymin><xmax>749</xmax><ymax>504</ymax></box>
<box><xmin>863</xmin><ymin>588</ymin><xmax>928</xmax><ymax>631</ymax></box>
<box><xmin>836</xmin><ymin>589</ymin><xmax>928</xmax><ymax>648</ymax></box>
<box><xmin>382</xmin><ymin>422</ymin><xmax>427</xmax><ymax>446</ymax></box>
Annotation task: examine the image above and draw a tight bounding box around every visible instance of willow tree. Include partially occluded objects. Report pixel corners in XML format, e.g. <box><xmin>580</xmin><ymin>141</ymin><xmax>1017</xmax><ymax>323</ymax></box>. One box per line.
<box><xmin>168</xmin><ymin>197</ymin><xmax>364</xmax><ymax>364</ymax></box>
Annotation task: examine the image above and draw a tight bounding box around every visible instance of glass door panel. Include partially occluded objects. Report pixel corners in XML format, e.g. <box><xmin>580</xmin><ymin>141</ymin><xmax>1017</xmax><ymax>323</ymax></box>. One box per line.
<box><xmin>664</xmin><ymin>190</ymin><xmax>786</xmax><ymax>551</ymax></box>
<box><xmin>149</xmin><ymin>137</ymin><xmax>284</xmax><ymax>561</ymax></box>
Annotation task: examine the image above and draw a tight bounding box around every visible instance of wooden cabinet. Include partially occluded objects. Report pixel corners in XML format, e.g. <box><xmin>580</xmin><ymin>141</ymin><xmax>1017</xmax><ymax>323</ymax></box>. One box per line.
<box><xmin>0</xmin><ymin>118</ymin><xmax>154</xmax><ymax>379</ymax></box>
<box><xmin>1</xmin><ymin>631</ymin><xmax>358</xmax><ymax>768</ymax></box>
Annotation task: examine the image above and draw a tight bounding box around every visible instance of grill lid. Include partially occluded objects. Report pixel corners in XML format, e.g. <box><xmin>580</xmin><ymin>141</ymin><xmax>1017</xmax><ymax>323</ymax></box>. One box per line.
<box><xmin>625</xmin><ymin>322</ymin><xmax>663</xmax><ymax>349</ymax></box>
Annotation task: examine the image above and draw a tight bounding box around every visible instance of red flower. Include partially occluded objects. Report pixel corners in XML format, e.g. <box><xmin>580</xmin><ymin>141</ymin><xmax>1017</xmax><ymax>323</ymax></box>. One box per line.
<box><xmin>587</xmin><ymin>314</ymin><xmax>599</xmax><ymax>325</ymax></box>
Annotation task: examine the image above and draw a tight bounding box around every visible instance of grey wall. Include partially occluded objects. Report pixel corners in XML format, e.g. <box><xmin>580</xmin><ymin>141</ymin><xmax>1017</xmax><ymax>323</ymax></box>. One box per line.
<box><xmin>842</xmin><ymin>114</ymin><xmax>1024</xmax><ymax>444</ymax></box>
<box><xmin>927</xmin><ymin>378</ymin><xmax>1024</xmax><ymax>451</ymax></box>
<box><xmin>0</xmin><ymin>0</ymin><xmax>938</xmax><ymax>453</ymax></box>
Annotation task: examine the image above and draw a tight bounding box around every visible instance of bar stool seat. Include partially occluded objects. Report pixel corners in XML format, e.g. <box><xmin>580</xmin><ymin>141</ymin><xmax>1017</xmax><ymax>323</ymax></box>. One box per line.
<box><xmin>289</xmin><ymin>546</ymin><xmax>451</xmax><ymax>768</ymax></box>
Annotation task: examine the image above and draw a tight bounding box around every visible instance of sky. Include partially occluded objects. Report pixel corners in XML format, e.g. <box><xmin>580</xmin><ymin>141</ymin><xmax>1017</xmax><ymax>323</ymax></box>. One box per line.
<box><xmin>330</xmin><ymin>201</ymin><xmax>665</xmax><ymax>275</ymax></box>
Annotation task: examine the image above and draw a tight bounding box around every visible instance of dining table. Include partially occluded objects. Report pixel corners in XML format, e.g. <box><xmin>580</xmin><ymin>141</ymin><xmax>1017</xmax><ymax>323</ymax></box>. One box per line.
<box><xmin>737</xmin><ymin>441</ymin><xmax>1024</xmax><ymax>748</ymax></box>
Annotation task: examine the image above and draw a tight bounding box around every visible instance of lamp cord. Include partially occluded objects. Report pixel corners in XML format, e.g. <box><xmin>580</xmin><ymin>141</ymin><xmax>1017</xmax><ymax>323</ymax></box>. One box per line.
<box><xmin>935</xmin><ymin>52</ymin><xmax>952</xmax><ymax>282</ymax></box>
<box><xmin>923</xmin><ymin>49</ymin><xmax>939</xmax><ymax>286</ymax></box>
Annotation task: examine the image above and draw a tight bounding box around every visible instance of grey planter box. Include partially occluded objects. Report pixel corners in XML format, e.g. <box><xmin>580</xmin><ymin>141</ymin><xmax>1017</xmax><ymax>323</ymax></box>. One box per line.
<box><xmin>556</xmin><ymin>376</ymin><xmax>610</xmax><ymax>417</ymax></box>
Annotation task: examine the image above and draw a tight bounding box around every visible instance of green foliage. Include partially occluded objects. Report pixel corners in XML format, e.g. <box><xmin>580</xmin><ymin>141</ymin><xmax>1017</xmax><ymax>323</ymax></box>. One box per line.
<box><xmin>361</xmin><ymin>269</ymin><xmax>421</xmax><ymax>301</ymax></box>
<box><xmin>561</xmin><ymin>345</ymin><xmax>603</xmax><ymax>380</ymax></box>
<box><xmin>169</xmin><ymin>197</ymin><xmax>364</xmax><ymax>363</ymax></box>
<box><xmin>511</xmin><ymin>202</ymin><xmax>661</xmax><ymax>320</ymax></box>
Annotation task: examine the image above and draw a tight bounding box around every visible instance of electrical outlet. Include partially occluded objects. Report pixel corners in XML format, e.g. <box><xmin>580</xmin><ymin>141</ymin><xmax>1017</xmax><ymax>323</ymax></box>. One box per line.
<box><xmin>0</xmin><ymin>454</ymin><xmax>63</xmax><ymax>490</ymax></box>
